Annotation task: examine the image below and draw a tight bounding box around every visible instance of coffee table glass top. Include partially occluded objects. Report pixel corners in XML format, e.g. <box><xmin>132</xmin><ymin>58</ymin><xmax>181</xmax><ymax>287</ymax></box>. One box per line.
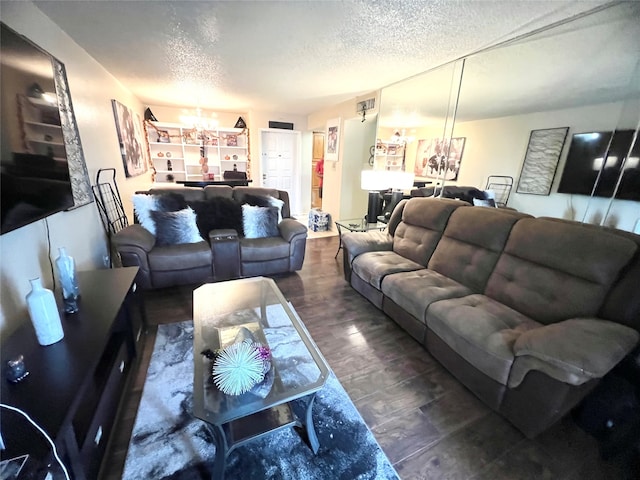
<box><xmin>335</xmin><ymin>218</ymin><xmax>387</xmax><ymax>232</ymax></box>
<box><xmin>193</xmin><ymin>277</ymin><xmax>329</xmax><ymax>425</ymax></box>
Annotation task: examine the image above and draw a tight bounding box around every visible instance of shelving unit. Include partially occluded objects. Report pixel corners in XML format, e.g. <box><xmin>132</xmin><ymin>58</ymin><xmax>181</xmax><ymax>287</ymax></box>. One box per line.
<box><xmin>374</xmin><ymin>140</ymin><xmax>405</xmax><ymax>171</ymax></box>
<box><xmin>146</xmin><ymin>122</ymin><xmax>249</xmax><ymax>184</ymax></box>
<box><xmin>18</xmin><ymin>94</ymin><xmax>66</xmax><ymax>161</ymax></box>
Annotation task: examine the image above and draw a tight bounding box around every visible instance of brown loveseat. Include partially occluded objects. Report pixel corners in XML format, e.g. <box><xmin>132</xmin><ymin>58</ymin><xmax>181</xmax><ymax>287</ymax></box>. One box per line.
<box><xmin>341</xmin><ymin>197</ymin><xmax>640</xmax><ymax>437</ymax></box>
<box><xmin>113</xmin><ymin>186</ymin><xmax>307</xmax><ymax>289</ymax></box>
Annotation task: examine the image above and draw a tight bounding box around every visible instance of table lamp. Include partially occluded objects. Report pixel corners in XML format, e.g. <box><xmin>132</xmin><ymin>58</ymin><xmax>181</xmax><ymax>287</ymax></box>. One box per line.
<box><xmin>361</xmin><ymin>170</ymin><xmax>414</xmax><ymax>223</ymax></box>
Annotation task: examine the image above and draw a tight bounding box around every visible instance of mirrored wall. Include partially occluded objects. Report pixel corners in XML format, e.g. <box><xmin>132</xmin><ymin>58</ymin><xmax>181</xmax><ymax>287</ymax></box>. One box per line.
<box><xmin>376</xmin><ymin>2</ymin><xmax>640</xmax><ymax>232</ymax></box>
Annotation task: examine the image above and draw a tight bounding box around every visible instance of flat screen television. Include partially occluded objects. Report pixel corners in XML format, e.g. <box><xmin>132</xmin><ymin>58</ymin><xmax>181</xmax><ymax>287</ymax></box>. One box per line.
<box><xmin>1</xmin><ymin>23</ymin><xmax>74</xmax><ymax>235</ymax></box>
<box><xmin>557</xmin><ymin>129</ymin><xmax>639</xmax><ymax>201</ymax></box>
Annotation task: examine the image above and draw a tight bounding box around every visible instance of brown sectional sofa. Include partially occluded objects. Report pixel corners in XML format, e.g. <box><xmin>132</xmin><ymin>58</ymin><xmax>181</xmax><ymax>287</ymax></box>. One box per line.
<box><xmin>113</xmin><ymin>185</ymin><xmax>308</xmax><ymax>289</ymax></box>
<box><xmin>342</xmin><ymin>197</ymin><xmax>640</xmax><ymax>437</ymax></box>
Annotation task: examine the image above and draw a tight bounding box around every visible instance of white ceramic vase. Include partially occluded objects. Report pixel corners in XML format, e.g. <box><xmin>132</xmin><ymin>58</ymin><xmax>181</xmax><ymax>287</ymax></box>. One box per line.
<box><xmin>26</xmin><ymin>277</ymin><xmax>64</xmax><ymax>346</ymax></box>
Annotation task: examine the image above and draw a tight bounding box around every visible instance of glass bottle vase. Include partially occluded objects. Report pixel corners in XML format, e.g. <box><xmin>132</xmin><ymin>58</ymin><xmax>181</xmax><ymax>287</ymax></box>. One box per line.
<box><xmin>55</xmin><ymin>247</ymin><xmax>80</xmax><ymax>313</ymax></box>
<box><xmin>26</xmin><ymin>277</ymin><xmax>64</xmax><ymax>346</ymax></box>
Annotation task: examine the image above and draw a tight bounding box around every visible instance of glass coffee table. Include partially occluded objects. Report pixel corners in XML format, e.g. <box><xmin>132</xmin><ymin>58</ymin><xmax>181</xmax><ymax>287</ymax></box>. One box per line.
<box><xmin>193</xmin><ymin>277</ymin><xmax>330</xmax><ymax>479</ymax></box>
<box><xmin>334</xmin><ymin>218</ymin><xmax>387</xmax><ymax>258</ymax></box>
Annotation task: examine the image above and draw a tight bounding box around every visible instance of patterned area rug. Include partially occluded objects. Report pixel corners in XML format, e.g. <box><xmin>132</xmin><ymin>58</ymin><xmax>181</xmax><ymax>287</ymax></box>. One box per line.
<box><xmin>123</xmin><ymin>321</ymin><xmax>399</xmax><ymax>479</ymax></box>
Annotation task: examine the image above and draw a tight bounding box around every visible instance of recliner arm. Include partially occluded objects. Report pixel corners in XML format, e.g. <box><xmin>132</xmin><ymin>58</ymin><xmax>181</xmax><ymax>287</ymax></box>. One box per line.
<box><xmin>278</xmin><ymin>218</ymin><xmax>307</xmax><ymax>242</ymax></box>
<box><xmin>509</xmin><ymin>317</ymin><xmax>639</xmax><ymax>387</ymax></box>
<box><xmin>112</xmin><ymin>225</ymin><xmax>155</xmax><ymax>289</ymax></box>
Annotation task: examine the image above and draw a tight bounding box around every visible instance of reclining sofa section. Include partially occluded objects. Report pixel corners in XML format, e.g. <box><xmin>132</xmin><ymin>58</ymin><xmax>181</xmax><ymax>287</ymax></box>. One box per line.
<box><xmin>114</xmin><ymin>186</ymin><xmax>308</xmax><ymax>289</ymax></box>
<box><xmin>342</xmin><ymin>197</ymin><xmax>640</xmax><ymax>437</ymax></box>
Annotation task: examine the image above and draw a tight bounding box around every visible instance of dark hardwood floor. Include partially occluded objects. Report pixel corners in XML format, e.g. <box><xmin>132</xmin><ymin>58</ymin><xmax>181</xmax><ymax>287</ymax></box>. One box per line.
<box><xmin>103</xmin><ymin>236</ymin><xmax>638</xmax><ymax>479</ymax></box>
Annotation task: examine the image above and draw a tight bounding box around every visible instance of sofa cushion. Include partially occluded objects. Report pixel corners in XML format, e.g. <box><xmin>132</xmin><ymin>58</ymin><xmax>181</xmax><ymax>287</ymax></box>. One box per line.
<box><xmin>352</xmin><ymin>251</ymin><xmax>424</xmax><ymax>290</ymax></box>
<box><xmin>148</xmin><ymin>241</ymin><xmax>212</xmax><ymax>271</ymax></box>
<box><xmin>149</xmin><ymin>187</ymin><xmax>205</xmax><ymax>203</ymax></box>
<box><xmin>189</xmin><ymin>197</ymin><xmax>244</xmax><ymax>238</ymax></box>
<box><xmin>428</xmin><ymin>207</ymin><xmax>529</xmax><ymax>292</ymax></box>
<box><xmin>485</xmin><ymin>218</ymin><xmax>638</xmax><ymax>324</ymax></box>
<box><xmin>508</xmin><ymin>318</ymin><xmax>640</xmax><ymax>387</ymax></box>
<box><xmin>381</xmin><ymin>269</ymin><xmax>473</xmax><ymax>323</ymax></box>
<box><xmin>240</xmin><ymin>237</ymin><xmax>290</xmax><ymax>261</ymax></box>
<box><xmin>150</xmin><ymin>208</ymin><xmax>204</xmax><ymax>246</ymax></box>
<box><xmin>242</xmin><ymin>205</ymin><xmax>280</xmax><ymax>238</ymax></box>
<box><xmin>203</xmin><ymin>185</ymin><xmax>234</xmax><ymax>199</ymax></box>
<box><xmin>426</xmin><ymin>294</ymin><xmax>540</xmax><ymax>385</ymax></box>
<box><xmin>393</xmin><ymin>198</ymin><xmax>466</xmax><ymax>265</ymax></box>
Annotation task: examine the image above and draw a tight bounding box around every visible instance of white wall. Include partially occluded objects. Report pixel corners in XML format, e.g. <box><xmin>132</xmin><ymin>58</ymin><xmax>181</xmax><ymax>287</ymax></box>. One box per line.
<box><xmin>0</xmin><ymin>2</ymin><xmax>149</xmax><ymax>336</ymax></box>
<box><xmin>307</xmin><ymin>91</ymin><xmax>379</xmax><ymax>227</ymax></box>
<box><xmin>395</xmin><ymin>100</ymin><xmax>640</xmax><ymax>232</ymax></box>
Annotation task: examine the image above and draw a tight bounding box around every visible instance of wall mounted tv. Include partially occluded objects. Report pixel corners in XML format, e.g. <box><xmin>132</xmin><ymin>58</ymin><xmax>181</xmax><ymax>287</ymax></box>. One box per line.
<box><xmin>557</xmin><ymin>129</ymin><xmax>639</xmax><ymax>201</ymax></box>
<box><xmin>0</xmin><ymin>23</ymin><xmax>74</xmax><ymax>235</ymax></box>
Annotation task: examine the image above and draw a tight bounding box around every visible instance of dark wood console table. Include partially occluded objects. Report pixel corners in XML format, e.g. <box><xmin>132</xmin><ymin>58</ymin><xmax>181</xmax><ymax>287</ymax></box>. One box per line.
<box><xmin>0</xmin><ymin>267</ymin><xmax>145</xmax><ymax>480</ymax></box>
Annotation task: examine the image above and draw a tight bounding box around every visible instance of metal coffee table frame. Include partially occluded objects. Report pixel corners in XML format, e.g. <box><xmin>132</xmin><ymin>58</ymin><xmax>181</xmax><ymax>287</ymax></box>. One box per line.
<box><xmin>192</xmin><ymin>277</ymin><xmax>330</xmax><ymax>479</ymax></box>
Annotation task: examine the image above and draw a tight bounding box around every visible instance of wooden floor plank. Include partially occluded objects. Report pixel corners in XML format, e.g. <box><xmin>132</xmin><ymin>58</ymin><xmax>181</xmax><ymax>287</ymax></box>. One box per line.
<box><xmin>102</xmin><ymin>236</ymin><xmax>635</xmax><ymax>479</ymax></box>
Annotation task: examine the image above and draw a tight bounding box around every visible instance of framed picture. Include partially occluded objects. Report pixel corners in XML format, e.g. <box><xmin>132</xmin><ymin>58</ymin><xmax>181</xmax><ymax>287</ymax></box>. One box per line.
<box><xmin>111</xmin><ymin>99</ymin><xmax>149</xmax><ymax>177</ymax></box>
<box><xmin>325</xmin><ymin>117</ymin><xmax>341</xmax><ymax>161</ymax></box>
<box><xmin>516</xmin><ymin>127</ymin><xmax>569</xmax><ymax>195</ymax></box>
<box><xmin>414</xmin><ymin>137</ymin><xmax>466</xmax><ymax>181</ymax></box>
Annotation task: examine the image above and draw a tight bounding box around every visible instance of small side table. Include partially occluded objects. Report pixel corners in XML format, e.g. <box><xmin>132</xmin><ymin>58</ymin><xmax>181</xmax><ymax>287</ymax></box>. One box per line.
<box><xmin>334</xmin><ymin>218</ymin><xmax>387</xmax><ymax>259</ymax></box>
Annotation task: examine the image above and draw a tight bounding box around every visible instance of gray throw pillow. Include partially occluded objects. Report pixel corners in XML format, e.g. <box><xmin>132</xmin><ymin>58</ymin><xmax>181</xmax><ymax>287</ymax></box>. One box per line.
<box><xmin>150</xmin><ymin>208</ymin><xmax>203</xmax><ymax>245</ymax></box>
<box><xmin>133</xmin><ymin>193</ymin><xmax>189</xmax><ymax>234</ymax></box>
<box><xmin>243</xmin><ymin>194</ymin><xmax>285</xmax><ymax>222</ymax></box>
<box><xmin>242</xmin><ymin>205</ymin><xmax>279</xmax><ymax>239</ymax></box>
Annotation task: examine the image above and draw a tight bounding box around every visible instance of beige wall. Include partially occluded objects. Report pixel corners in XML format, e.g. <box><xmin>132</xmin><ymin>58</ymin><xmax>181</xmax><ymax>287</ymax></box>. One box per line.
<box><xmin>0</xmin><ymin>2</ymin><xmax>149</xmax><ymax>336</ymax></box>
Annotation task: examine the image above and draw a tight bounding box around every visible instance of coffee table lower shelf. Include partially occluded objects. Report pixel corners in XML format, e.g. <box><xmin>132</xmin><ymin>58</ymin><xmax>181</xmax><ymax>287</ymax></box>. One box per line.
<box><xmin>205</xmin><ymin>393</ymin><xmax>319</xmax><ymax>479</ymax></box>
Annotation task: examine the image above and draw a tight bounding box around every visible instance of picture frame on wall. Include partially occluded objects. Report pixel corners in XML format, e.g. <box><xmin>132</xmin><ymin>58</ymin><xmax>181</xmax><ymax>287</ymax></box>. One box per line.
<box><xmin>516</xmin><ymin>127</ymin><xmax>569</xmax><ymax>195</ymax></box>
<box><xmin>111</xmin><ymin>99</ymin><xmax>149</xmax><ymax>177</ymax></box>
<box><xmin>325</xmin><ymin>117</ymin><xmax>341</xmax><ymax>161</ymax></box>
<box><xmin>414</xmin><ymin>137</ymin><xmax>466</xmax><ymax>181</ymax></box>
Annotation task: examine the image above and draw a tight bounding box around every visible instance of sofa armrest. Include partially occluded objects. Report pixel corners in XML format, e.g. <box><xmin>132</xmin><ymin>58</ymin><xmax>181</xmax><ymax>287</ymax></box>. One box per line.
<box><xmin>342</xmin><ymin>230</ymin><xmax>392</xmax><ymax>263</ymax></box>
<box><xmin>509</xmin><ymin>318</ymin><xmax>639</xmax><ymax>387</ymax></box>
<box><xmin>278</xmin><ymin>218</ymin><xmax>307</xmax><ymax>242</ymax></box>
<box><xmin>113</xmin><ymin>224</ymin><xmax>156</xmax><ymax>252</ymax></box>
<box><xmin>112</xmin><ymin>225</ymin><xmax>155</xmax><ymax>289</ymax></box>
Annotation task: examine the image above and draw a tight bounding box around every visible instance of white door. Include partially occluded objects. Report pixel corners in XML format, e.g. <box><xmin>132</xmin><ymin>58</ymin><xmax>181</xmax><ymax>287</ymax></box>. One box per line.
<box><xmin>260</xmin><ymin>129</ymin><xmax>301</xmax><ymax>214</ymax></box>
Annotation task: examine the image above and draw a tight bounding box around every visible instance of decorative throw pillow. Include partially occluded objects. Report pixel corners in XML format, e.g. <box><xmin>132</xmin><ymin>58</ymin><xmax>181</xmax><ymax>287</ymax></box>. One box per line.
<box><xmin>155</xmin><ymin>192</ymin><xmax>188</xmax><ymax>212</ymax></box>
<box><xmin>243</xmin><ymin>194</ymin><xmax>285</xmax><ymax>222</ymax></box>
<box><xmin>242</xmin><ymin>205</ymin><xmax>279</xmax><ymax>239</ymax></box>
<box><xmin>189</xmin><ymin>197</ymin><xmax>244</xmax><ymax>238</ymax></box>
<box><xmin>132</xmin><ymin>194</ymin><xmax>159</xmax><ymax>234</ymax></box>
<box><xmin>150</xmin><ymin>208</ymin><xmax>203</xmax><ymax>246</ymax></box>
<box><xmin>133</xmin><ymin>193</ymin><xmax>189</xmax><ymax>235</ymax></box>
<box><xmin>472</xmin><ymin>198</ymin><xmax>497</xmax><ymax>208</ymax></box>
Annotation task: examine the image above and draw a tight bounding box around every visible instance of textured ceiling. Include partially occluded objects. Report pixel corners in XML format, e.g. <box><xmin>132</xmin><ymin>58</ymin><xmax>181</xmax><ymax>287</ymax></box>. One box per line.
<box><xmin>34</xmin><ymin>0</ymin><xmax>614</xmax><ymax>116</ymax></box>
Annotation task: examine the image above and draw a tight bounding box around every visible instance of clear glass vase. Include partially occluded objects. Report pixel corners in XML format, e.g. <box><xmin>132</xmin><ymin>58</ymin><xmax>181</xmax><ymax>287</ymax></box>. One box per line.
<box><xmin>55</xmin><ymin>247</ymin><xmax>80</xmax><ymax>313</ymax></box>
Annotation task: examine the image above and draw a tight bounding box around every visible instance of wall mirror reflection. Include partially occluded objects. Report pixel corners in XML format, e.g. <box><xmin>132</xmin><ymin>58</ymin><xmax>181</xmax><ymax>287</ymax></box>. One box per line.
<box><xmin>376</xmin><ymin>2</ymin><xmax>639</xmax><ymax>231</ymax></box>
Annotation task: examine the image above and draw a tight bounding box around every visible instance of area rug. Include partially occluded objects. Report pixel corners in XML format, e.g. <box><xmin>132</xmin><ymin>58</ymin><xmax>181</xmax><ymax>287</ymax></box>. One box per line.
<box><xmin>122</xmin><ymin>320</ymin><xmax>399</xmax><ymax>480</ymax></box>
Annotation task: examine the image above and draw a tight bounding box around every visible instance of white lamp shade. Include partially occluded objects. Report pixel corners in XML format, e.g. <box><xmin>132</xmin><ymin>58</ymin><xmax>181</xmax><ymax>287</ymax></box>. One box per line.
<box><xmin>361</xmin><ymin>170</ymin><xmax>415</xmax><ymax>191</ymax></box>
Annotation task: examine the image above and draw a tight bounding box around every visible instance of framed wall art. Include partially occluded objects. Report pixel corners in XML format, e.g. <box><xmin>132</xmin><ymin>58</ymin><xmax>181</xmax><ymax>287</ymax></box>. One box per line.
<box><xmin>414</xmin><ymin>137</ymin><xmax>466</xmax><ymax>181</ymax></box>
<box><xmin>516</xmin><ymin>127</ymin><xmax>569</xmax><ymax>195</ymax></box>
<box><xmin>325</xmin><ymin>117</ymin><xmax>341</xmax><ymax>161</ymax></box>
<box><xmin>111</xmin><ymin>99</ymin><xmax>149</xmax><ymax>177</ymax></box>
